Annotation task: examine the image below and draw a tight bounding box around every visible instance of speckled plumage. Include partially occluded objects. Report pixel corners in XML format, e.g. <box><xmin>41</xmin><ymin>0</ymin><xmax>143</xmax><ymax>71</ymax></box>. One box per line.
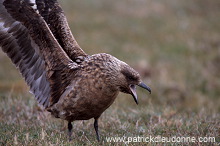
<box><xmin>0</xmin><ymin>0</ymin><xmax>151</xmax><ymax>141</ymax></box>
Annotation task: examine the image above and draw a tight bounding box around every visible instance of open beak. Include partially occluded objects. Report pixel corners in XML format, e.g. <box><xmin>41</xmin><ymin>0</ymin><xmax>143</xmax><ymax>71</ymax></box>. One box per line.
<box><xmin>129</xmin><ymin>85</ymin><xmax>138</xmax><ymax>104</ymax></box>
<box><xmin>138</xmin><ymin>82</ymin><xmax>151</xmax><ymax>94</ymax></box>
<box><xmin>129</xmin><ymin>82</ymin><xmax>151</xmax><ymax>105</ymax></box>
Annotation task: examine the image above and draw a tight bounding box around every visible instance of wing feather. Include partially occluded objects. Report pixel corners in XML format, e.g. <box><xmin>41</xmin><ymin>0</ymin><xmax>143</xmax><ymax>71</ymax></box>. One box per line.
<box><xmin>35</xmin><ymin>0</ymin><xmax>87</xmax><ymax>62</ymax></box>
<box><xmin>0</xmin><ymin>0</ymin><xmax>78</xmax><ymax>108</ymax></box>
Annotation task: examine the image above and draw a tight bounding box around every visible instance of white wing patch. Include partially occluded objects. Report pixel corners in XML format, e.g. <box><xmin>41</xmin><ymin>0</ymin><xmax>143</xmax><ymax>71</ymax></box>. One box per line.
<box><xmin>27</xmin><ymin>0</ymin><xmax>39</xmax><ymax>13</ymax></box>
<box><xmin>0</xmin><ymin>0</ymin><xmax>51</xmax><ymax>108</ymax></box>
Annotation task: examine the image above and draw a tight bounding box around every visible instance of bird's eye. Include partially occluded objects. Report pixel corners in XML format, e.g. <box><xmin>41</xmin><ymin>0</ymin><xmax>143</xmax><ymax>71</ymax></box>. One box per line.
<box><xmin>121</xmin><ymin>69</ymin><xmax>137</xmax><ymax>81</ymax></box>
<box><xmin>127</xmin><ymin>75</ymin><xmax>135</xmax><ymax>80</ymax></box>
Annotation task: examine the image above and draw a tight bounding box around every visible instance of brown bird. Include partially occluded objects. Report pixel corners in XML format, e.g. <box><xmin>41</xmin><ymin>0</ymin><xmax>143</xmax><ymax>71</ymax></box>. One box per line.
<box><xmin>0</xmin><ymin>0</ymin><xmax>151</xmax><ymax>141</ymax></box>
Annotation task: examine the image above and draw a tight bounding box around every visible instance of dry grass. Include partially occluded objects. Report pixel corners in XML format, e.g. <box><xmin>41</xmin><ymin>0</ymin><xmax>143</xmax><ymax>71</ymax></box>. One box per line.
<box><xmin>0</xmin><ymin>0</ymin><xmax>219</xmax><ymax>145</ymax></box>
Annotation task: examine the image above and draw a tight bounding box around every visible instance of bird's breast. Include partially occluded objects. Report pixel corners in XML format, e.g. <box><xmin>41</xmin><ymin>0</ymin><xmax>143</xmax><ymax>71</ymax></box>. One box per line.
<box><xmin>48</xmin><ymin>76</ymin><xmax>119</xmax><ymax>121</ymax></box>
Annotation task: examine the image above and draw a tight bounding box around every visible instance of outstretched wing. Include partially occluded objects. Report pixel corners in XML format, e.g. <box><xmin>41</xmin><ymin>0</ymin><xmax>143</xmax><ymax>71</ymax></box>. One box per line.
<box><xmin>34</xmin><ymin>0</ymin><xmax>87</xmax><ymax>62</ymax></box>
<box><xmin>0</xmin><ymin>0</ymin><xmax>79</xmax><ymax>108</ymax></box>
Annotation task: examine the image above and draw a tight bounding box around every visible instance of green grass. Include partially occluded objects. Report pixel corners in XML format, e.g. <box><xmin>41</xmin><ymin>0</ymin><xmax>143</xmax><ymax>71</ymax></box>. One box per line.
<box><xmin>0</xmin><ymin>0</ymin><xmax>219</xmax><ymax>145</ymax></box>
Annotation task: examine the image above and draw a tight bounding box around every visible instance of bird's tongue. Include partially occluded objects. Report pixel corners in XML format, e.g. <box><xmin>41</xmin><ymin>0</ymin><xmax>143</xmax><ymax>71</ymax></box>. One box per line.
<box><xmin>129</xmin><ymin>85</ymin><xmax>138</xmax><ymax>105</ymax></box>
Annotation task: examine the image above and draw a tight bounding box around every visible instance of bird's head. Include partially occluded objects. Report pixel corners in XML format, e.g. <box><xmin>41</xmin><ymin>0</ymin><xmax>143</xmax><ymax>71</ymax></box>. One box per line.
<box><xmin>90</xmin><ymin>53</ymin><xmax>151</xmax><ymax>104</ymax></box>
<box><xmin>117</xmin><ymin>62</ymin><xmax>151</xmax><ymax>104</ymax></box>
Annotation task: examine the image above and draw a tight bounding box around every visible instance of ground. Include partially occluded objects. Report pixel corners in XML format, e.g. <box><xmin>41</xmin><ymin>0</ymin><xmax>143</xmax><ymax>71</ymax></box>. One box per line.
<box><xmin>0</xmin><ymin>0</ymin><xmax>219</xmax><ymax>145</ymax></box>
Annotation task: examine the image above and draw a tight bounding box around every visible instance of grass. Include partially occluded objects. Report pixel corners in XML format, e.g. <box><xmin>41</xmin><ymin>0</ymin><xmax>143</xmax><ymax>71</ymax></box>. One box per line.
<box><xmin>0</xmin><ymin>0</ymin><xmax>219</xmax><ymax>145</ymax></box>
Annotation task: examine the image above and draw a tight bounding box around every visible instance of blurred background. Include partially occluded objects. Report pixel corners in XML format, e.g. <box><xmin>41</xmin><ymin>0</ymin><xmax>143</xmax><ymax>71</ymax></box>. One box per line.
<box><xmin>63</xmin><ymin>0</ymin><xmax>220</xmax><ymax>111</ymax></box>
<box><xmin>0</xmin><ymin>0</ymin><xmax>219</xmax><ymax>144</ymax></box>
